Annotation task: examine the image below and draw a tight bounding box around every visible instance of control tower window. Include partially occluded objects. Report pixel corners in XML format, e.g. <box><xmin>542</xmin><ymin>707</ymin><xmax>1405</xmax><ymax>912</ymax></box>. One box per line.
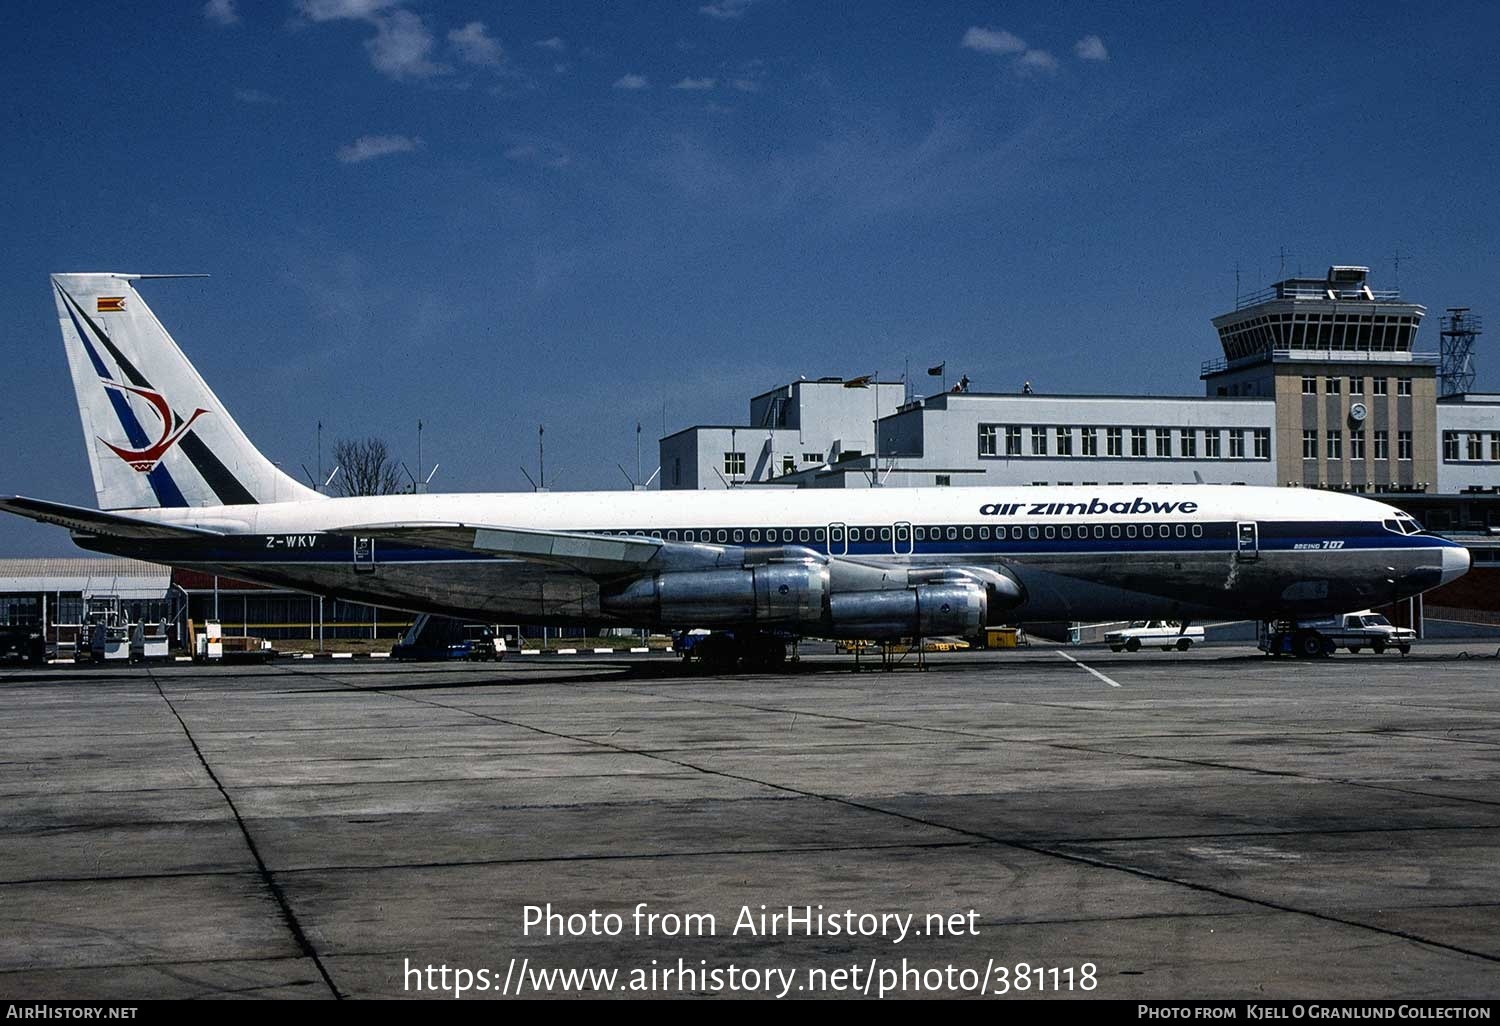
<box><xmin>1397</xmin><ymin>377</ymin><xmax>1412</xmax><ymax>396</ymax></box>
<box><xmin>1350</xmin><ymin>376</ymin><xmax>1364</xmax><ymax>394</ymax></box>
<box><xmin>1302</xmin><ymin>376</ymin><xmax>1317</xmax><ymax>395</ymax></box>
<box><xmin>1372</xmin><ymin>377</ymin><xmax>1388</xmax><ymax>396</ymax></box>
<box><xmin>1325</xmin><ymin>376</ymin><xmax>1341</xmax><ymax>394</ymax></box>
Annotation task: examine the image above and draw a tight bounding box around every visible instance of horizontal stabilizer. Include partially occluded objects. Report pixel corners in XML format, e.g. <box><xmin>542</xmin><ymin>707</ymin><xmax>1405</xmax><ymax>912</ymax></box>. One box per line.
<box><xmin>0</xmin><ymin>495</ymin><xmax>223</xmax><ymax>540</ymax></box>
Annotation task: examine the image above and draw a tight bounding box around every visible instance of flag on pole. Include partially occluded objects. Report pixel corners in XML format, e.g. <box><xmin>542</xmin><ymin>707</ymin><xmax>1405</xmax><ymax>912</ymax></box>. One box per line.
<box><xmin>927</xmin><ymin>362</ymin><xmax>945</xmax><ymax>376</ymax></box>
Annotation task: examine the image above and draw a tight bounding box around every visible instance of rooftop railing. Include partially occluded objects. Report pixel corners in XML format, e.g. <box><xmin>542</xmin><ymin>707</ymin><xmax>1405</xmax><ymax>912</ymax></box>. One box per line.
<box><xmin>1202</xmin><ymin>349</ymin><xmax>1439</xmax><ymax>376</ymax></box>
<box><xmin>1235</xmin><ymin>285</ymin><xmax>1404</xmax><ymax>310</ymax></box>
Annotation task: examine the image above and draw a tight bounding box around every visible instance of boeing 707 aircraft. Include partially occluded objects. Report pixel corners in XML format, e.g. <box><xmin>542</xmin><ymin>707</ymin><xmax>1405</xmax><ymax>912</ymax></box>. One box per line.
<box><xmin>0</xmin><ymin>274</ymin><xmax>1471</xmax><ymax>663</ymax></box>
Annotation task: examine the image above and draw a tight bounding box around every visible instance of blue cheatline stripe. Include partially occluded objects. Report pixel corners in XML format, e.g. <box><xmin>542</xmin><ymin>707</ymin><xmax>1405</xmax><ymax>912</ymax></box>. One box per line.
<box><xmin>59</xmin><ymin>288</ymin><xmax>189</xmax><ymax>508</ymax></box>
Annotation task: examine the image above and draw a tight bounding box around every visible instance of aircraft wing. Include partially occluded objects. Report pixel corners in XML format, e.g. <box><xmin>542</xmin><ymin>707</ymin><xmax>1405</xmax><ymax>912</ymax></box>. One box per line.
<box><xmin>347</xmin><ymin>522</ymin><xmax>736</xmax><ymax>578</ymax></box>
<box><xmin>0</xmin><ymin>495</ymin><xmax>224</xmax><ymax>540</ymax></box>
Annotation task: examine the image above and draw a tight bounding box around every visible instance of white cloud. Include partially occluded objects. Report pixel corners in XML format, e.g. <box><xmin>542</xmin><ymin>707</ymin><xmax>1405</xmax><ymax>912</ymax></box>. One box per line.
<box><xmin>233</xmin><ymin>88</ymin><xmax>278</xmax><ymax>103</ymax></box>
<box><xmin>961</xmin><ymin>27</ymin><xmax>1026</xmax><ymax>55</ymax></box>
<box><xmin>204</xmin><ymin>0</ymin><xmax>238</xmax><ymax>26</ymax></box>
<box><xmin>1016</xmin><ymin>49</ymin><xmax>1059</xmax><ymax>74</ymax></box>
<box><xmin>534</xmin><ymin>37</ymin><xmax>565</xmax><ymax>51</ymax></box>
<box><xmin>365</xmin><ymin>9</ymin><xmax>445</xmax><ymax>79</ymax></box>
<box><xmin>448</xmin><ymin>21</ymin><xmax>502</xmax><ymax>65</ymax></box>
<box><xmin>336</xmin><ymin>134</ymin><xmax>422</xmax><ymax>163</ymax></box>
<box><xmin>672</xmin><ymin>77</ymin><xmax>716</xmax><ymax>91</ymax></box>
<box><xmin>505</xmin><ymin>142</ymin><xmax>571</xmax><ymax>169</ymax></box>
<box><xmin>613</xmin><ymin>73</ymin><xmax>649</xmax><ymax>90</ymax></box>
<box><xmin>297</xmin><ymin>0</ymin><xmax>395</xmax><ymax>21</ymax></box>
<box><xmin>730</xmin><ymin>77</ymin><xmax>760</xmax><ymax>93</ymax></box>
<box><xmin>1074</xmin><ymin>35</ymin><xmax>1109</xmax><ymax>61</ymax></box>
<box><xmin>699</xmin><ymin>0</ymin><xmax>757</xmax><ymax>19</ymax></box>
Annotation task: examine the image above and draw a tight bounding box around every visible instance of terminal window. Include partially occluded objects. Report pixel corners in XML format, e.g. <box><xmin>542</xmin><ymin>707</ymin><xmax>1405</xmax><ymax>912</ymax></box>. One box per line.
<box><xmin>1106</xmin><ymin>428</ymin><xmax>1123</xmax><ymax>457</ymax></box>
<box><xmin>1254</xmin><ymin>429</ymin><xmax>1270</xmax><ymax>459</ymax></box>
<box><xmin>1351</xmin><ymin>432</ymin><xmax>1366</xmax><ymax>460</ymax></box>
<box><xmin>1327</xmin><ymin>430</ymin><xmax>1342</xmax><ymax>460</ymax></box>
<box><xmin>723</xmin><ymin>452</ymin><xmax>746</xmax><ymax>476</ymax></box>
<box><xmin>1444</xmin><ymin>432</ymin><xmax>1459</xmax><ymax>461</ymax></box>
<box><xmin>1204</xmin><ymin>431</ymin><xmax>1222</xmax><ymax>458</ymax></box>
<box><xmin>1398</xmin><ymin>431</ymin><xmax>1412</xmax><ymax>460</ymax></box>
<box><xmin>1468</xmin><ymin>433</ymin><xmax>1483</xmax><ymax>461</ymax></box>
<box><xmin>1302</xmin><ymin>376</ymin><xmax>1317</xmax><ymax>395</ymax></box>
<box><xmin>1398</xmin><ymin>377</ymin><xmax>1413</xmax><ymax>396</ymax></box>
<box><xmin>1229</xmin><ymin>431</ymin><xmax>1246</xmax><ymax>459</ymax></box>
<box><xmin>1180</xmin><ymin>429</ymin><xmax>1197</xmax><ymax>458</ymax></box>
<box><xmin>1155</xmin><ymin>430</ymin><xmax>1171</xmax><ymax>457</ymax></box>
<box><xmin>1055</xmin><ymin>427</ymin><xmax>1073</xmax><ymax>456</ymax></box>
<box><xmin>1325</xmin><ymin>376</ymin><xmax>1341</xmax><ymax>394</ymax></box>
<box><xmin>1372</xmin><ymin>377</ymin><xmax>1389</xmax><ymax>396</ymax></box>
<box><xmin>1006</xmin><ymin>426</ymin><xmax>1023</xmax><ymax>456</ymax></box>
<box><xmin>1493</xmin><ymin>435</ymin><xmax>1500</xmax><ymax>462</ymax></box>
<box><xmin>1131</xmin><ymin>428</ymin><xmax>1147</xmax><ymax>457</ymax></box>
<box><xmin>1349</xmin><ymin>376</ymin><xmax>1364</xmax><ymax>394</ymax></box>
<box><xmin>1031</xmin><ymin>427</ymin><xmax>1048</xmax><ymax>456</ymax></box>
<box><xmin>977</xmin><ymin>424</ymin><xmax>997</xmax><ymax>457</ymax></box>
<box><xmin>1374</xmin><ymin>430</ymin><xmax>1389</xmax><ymax>460</ymax></box>
<box><xmin>1303</xmin><ymin>430</ymin><xmax>1318</xmax><ymax>459</ymax></box>
<box><xmin>1081</xmin><ymin>429</ymin><xmax>1098</xmax><ymax>457</ymax></box>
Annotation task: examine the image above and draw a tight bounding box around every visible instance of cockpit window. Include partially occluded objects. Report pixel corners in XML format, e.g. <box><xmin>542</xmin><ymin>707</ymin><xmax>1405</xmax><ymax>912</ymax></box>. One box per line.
<box><xmin>1384</xmin><ymin>516</ymin><xmax>1423</xmax><ymax>536</ymax></box>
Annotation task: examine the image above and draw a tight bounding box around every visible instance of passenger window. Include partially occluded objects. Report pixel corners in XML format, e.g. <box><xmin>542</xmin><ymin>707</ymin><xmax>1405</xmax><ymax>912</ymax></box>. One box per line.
<box><xmin>1044</xmin><ymin>526</ymin><xmax>1055</xmax><ymax>540</ymax></box>
<box><xmin>1013</xmin><ymin>527</ymin><xmax>1024</xmax><ymax>540</ymax></box>
<box><xmin>652</xmin><ymin>531</ymin><xmax>662</xmax><ymax>539</ymax></box>
<box><xmin>1109</xmin><ymin>525</ymin><xmax>1120</xmax><ymax>539</ymax></box>
<box><xmin>1061</xmin><ymin>526</ymin><xmax>1072</xmax><ymax>539</ymax></box>
<box><xmin>733</xmin><ymin>530</ymin><xmax>744</xmax><ymax>542</ymax></box>
<box><xmin>717</xmin><ymin>530</ymin><xmax>727</xmax><ymax>543</ymax></box>
<box><xmin>1176</xmin><ymin>525</ymin><xmax>1187</xmax><ymax>538</ymax></box>
<box><xmin>799</xmin><ymin>529</ymin><xmax>809</xmax><ymax>542</ymax></box>
<box><xmin>1094</xmin><ymin>526</ymin><xmax>1105</xmax><ymax>539</ymax></box>
<box><xmin>749</xmin><ymin>529</ymin><xmax>760</xmax><ymax>542</ymax></box>
<box><xmin>947</xmin><ymin>527</ymin><xmax>958</xmax><ymax>540</ymax></box>
<box><xmin>668</xmin><ymin>531</ymin><xmax>678</xmax><ymax>541</ymax></box>
<box><xmin>815</xmin><ymin>528</ymin><xmax>825</xmax><ymax>542</ymax></box>
<box><xmin>1142</xmin><ymin>525</ymin><xmax>1153</xmax><ymax>539</ymax></box>
<box><xmin>962</xmin><ymin>527</ymin><xmax>973</xmax><ymax>540</ymax></box>
<box><xmin>979</xmin><ymin>527</ymin><xmax>990</xmax><ymax>540</ymax></box>
<box><xmin>1028</xmin><ymin>526</ymin><xmax>1039</xmax><ymax>539</ymax></box>
<box><xmin>1192</xmin><ymin>525</ymin><xmax>1203</xmax><ymax>538</ymax></box>
<box><xmin>915</xmin><ymin>527</ymin><xmax>926</xmax><ymax>541</ymax></box>
<box><xmin>881</xmin><ymin>527</ymin><xmax>892</xmax><ymax>541</ymax></box>
<box><xmin>1158</xmin><ymin>523</ymin><xmax>1169</xmax><ymax>537</ymax></box>
<box><xmin>1126</xmin><ymin>525</ymin><xmax>1137</xmax><ymax>538</ymax></box>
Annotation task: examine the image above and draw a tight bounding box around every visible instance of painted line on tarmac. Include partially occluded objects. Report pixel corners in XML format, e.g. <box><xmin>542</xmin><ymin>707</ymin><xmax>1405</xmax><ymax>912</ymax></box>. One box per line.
<box><xmin>1056</xmin><ymin>649</ymin><xmax>1122</xmax><ymax>688</ymax></box>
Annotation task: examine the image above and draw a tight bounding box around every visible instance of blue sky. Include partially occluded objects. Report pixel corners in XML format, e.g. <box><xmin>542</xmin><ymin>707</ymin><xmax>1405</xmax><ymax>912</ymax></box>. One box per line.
<box><xmin>2</xmin><ymin>1</ymin><xmax>1497</xmax><ymax>554</ymax></box>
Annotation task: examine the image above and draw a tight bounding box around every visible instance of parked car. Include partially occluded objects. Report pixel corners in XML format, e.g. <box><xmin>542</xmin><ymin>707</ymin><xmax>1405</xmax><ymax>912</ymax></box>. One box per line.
<box><xmin>1105</xmin><ymin>620</ymin><xmax>1205</xmax><ymax>652</ymax></box>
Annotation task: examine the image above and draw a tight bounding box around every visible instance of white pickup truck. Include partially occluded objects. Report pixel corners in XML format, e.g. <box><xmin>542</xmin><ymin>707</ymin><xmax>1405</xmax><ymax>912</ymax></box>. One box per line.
<box><xmin>1105</xmin><ymin>620</ymin><xmax>1205</xmax><ymax>652</ymax></box>
<box><xmin>1259</xmin><ymin>611</ymin><xmax>1415</xmax><ymax>658</ymax></box>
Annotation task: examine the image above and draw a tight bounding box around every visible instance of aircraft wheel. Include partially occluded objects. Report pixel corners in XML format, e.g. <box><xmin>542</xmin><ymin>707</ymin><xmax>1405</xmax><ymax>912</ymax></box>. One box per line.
<box><xmin>1125</xmin><ymin>638</ymin><xmax>1141</xmax><ymax>652</ymax></box>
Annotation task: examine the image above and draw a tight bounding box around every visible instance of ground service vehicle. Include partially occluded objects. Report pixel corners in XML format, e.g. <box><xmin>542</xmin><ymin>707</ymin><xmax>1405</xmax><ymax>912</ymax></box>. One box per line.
<box><xmin>1259</xmin><ymin>611</ymin><xmax>1415</xmax><ymax>658</ymax></box>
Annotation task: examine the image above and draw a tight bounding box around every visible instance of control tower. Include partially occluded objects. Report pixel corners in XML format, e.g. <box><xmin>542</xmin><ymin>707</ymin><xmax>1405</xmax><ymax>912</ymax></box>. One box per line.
<box><xmin>1201</xmin><ymin>265</ymin><xmax>1436</xmax><ymax>493</ymax></box>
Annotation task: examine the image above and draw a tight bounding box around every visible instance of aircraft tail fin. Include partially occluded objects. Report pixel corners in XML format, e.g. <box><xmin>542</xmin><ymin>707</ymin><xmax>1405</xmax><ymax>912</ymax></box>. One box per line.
<box><xmin>50</xmin><ymin>273</ymin><xmax>320</xmax><ymax>510</ymax></box>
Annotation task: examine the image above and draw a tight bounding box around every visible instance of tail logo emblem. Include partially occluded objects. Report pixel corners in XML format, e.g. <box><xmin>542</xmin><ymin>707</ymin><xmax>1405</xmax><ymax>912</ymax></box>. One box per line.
<box><xmin>98</xmin><ymin>381</ymin><xmax>209</xmax><ymax>472</ymax></box>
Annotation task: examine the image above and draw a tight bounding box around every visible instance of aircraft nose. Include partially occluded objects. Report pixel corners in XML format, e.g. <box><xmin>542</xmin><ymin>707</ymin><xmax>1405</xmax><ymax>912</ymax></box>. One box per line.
<box><xmin>1440</xmin><ymin>543</ymin><xmax>1471</xmax><ymax>586</ymax></box>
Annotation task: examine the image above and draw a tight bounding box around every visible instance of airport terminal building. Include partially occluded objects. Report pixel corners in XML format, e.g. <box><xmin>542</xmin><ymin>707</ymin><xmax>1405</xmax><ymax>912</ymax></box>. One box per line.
<box><xmin>662</xmin><ymin>266</ymin><xmax>1500</xmax><ymax>501</ymax></box>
